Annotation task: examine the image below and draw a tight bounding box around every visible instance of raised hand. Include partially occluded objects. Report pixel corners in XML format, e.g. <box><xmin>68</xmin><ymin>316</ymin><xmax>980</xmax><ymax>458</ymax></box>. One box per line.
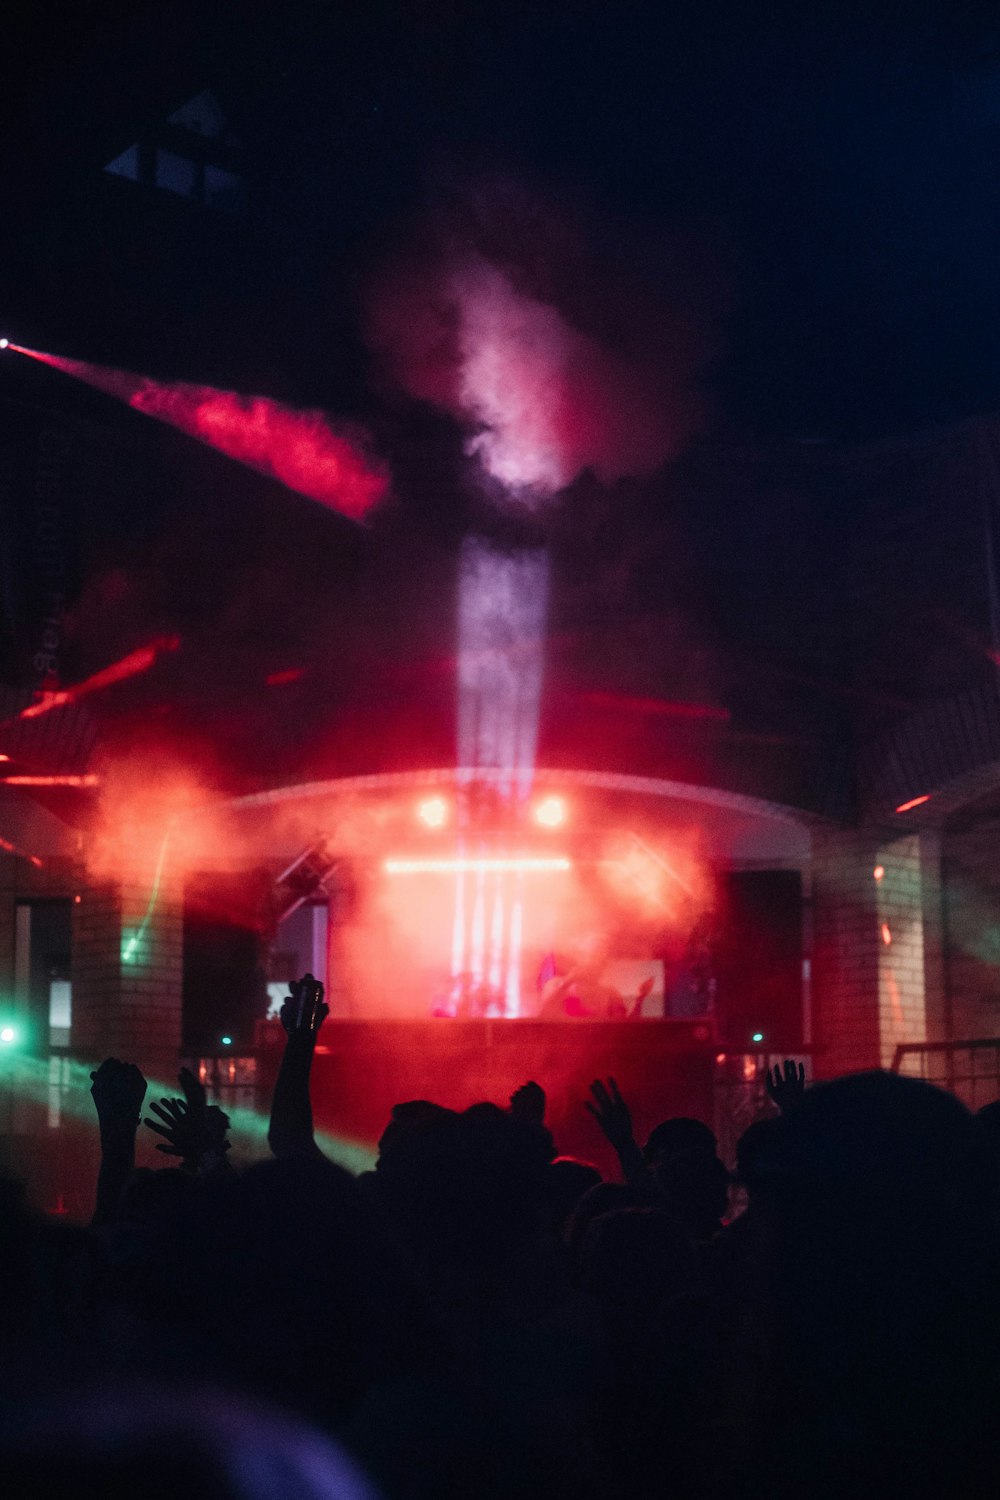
<box><xmin>279</xmin><ymin>973</ymin><xmax>329</xmax><ymax>1039</ymax></box>
<box><xmin>144</xmin><ymin>1065</ymin><xmax>231</xmax><ymax>1170</ymax></box>
<box><xmin>90</xmin><ymin>1057</ymin><xmax>147</xmax><ymax>1138</ymax></box>
<box><xmin>90</xmin><ymin>1057</ymin><xmax>147</xmax><ymax>1226</ymax></box>
<box><xmin>585</xmin><ymin>1076</ymin><xmax>634</xmax><ymax>1151</ymax></box>
<box><xmin>510</xmin><ymin>1080</ymin><xmax>546</xmax><ymax>1125</ymax></box>
<box><xmin>269</xmin><ymin>977</ymin><xmax>327</xmax><ymax>1159</ymax></box>
<box><xmin>765</xmin><ymin>1058</ymin><xmax>806</xmax><ymax>1114</ymax></box>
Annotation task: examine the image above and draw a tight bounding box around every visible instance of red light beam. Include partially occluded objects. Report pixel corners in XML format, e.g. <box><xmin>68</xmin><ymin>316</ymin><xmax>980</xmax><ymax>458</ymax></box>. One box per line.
<box><xmin>18</xmin><ymin>636</ymin><xmax>180</xmax><ymax>720</ymax></box>
<box><xmin>6</xmin><ymin>345</ymin><xmax>387</xmax><ymax>521</ymax></box>
<box><xmin>0</xmin><ymin>834</ymin><xmax>43</xmax><ymax>866</ymax></box>
<box><xmin>895</xmin><ymin>794</ymin><xmax>931</xmax><ymax>814</ymax></box>
<box><xmin>628</xmin><ymin>831</ymin><xmax>697</xmax><ymax>896</ymax></box>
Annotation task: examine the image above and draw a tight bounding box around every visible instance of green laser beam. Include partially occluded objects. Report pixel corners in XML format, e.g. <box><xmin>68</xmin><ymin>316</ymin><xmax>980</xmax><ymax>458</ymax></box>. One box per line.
<box><xmin>0</xmin><ymin>1053</ymin><xmax>376</xmax><ymax>1176</ymax></box>
<box><xmin>121</xmin><ymin>832</ymin><xmax>172</xmax><ymax>964</ymax></box>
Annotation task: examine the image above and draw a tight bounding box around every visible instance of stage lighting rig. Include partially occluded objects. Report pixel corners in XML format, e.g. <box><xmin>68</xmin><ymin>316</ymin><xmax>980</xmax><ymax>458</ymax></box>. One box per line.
<box><xmin>416</xmin><ymin>796</ymin><xmax>449</xmax><ymax>829</ymax></box>
<box><xmin>0</xmin><ymin>339</ymin><xmax>8</xmax><ymax>350</ymax></box>
<box><xmin>533</xmin><ymin>795</ymin><xmax>566</xmax><ymax>828</ymax></box>
<box><xmin>271</xmin><ymin>841</ymin><xmax>340</xmax><ymax>925</ymax></box>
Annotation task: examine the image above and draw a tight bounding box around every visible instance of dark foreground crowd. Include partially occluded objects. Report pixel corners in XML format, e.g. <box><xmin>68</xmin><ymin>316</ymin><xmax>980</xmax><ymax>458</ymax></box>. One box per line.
<box><xmin>2</xmin><ymin>982</ymin><xmax>1000</xmax><ymax>1500</ymax></box>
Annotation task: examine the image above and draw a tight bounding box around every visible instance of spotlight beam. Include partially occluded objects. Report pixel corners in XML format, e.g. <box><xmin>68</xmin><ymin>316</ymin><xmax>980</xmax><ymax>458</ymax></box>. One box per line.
<box><xmin>627</xmin><ymin>830</ymin><xmax>696</xmax><ymax>896</ymax></box>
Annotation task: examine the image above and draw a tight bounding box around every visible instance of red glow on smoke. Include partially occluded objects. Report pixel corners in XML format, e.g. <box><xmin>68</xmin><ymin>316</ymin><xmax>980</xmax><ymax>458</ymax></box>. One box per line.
<box><xmin>265</xmin><ymin>667</ymin><xmax>306</xmax><ymax>687</ymax></box>
<box><xmin>19</xmin><ymin>636</ymin><xmax>180</xmax><ymax>719</ymax></box>
<box><xmin>600</xmin><ymin>828</ymin><xmax>707</xmax><ymax>920</ymax></box>
<box><xmin>369</xmin><ymin>254</ymin><xmax>676</xmax><ymax>502</ymax></box>
<box><xmin>85</xmin><ymin>756</ymin><xmax>232</xmax><ymax>887</ymax></box>
<box><xmin>895</xmin><ymin>794</ymin><xmax>931</xmax><ymax>814</ymax></box>
<box><xmin>8</xmin><ymin>346</ymin><xmax>387</xmax><ymax>521</ymax></box>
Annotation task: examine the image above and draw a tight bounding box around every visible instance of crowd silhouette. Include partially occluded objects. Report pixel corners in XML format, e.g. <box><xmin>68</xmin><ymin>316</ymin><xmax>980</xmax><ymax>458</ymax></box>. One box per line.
<box><xmin>0</xmin><ymin>975</ymin><xmax>998</xmax><ymax>1498</ymax></box>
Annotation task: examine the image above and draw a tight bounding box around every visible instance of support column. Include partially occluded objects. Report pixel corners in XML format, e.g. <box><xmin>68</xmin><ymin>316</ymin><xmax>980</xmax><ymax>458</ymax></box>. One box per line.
<box><xmin>873</xmin><ymin>835</ymin><xmax>927</xmax><ymax>1069</ymax></box>
<box><xmin>812</xmin><ymin>827</ymin><xmax>938</xmax><ymax>1078</ymax></box>
<box><xmin>812</xmin><ymin>828</ymin><xmax>882</xmax><ymax>1077</ymax></box>
<box><xmin>72</xmin><ymin>869</ymin><xmax>183</xmax><ymax>1084</ymax></box>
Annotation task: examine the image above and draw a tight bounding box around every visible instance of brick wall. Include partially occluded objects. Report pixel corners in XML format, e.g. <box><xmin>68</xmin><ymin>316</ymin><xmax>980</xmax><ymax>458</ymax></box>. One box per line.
<box><xmin>72</xmin><ymin>868</ymin><xmax>183</xmax><ymax>1082</ymax></box>
<box><xmin>812</xmin><ymin>828</ymin><xmax>939</xmax><ymax>1075</ymax></box>
<box><xmin>941</xmin><ymin>810</ymin><xmax>1000</xmax><ymax>1042</ymax></box>
<box><xmin>812</xmin><ymin>827</ymin><xmax>882</xmax><ymax>1076</ymax></box>
<box><xmin>874</xmin><ymin>835</ymin><xmax>928</xmax><ymax>1068</ymax></box>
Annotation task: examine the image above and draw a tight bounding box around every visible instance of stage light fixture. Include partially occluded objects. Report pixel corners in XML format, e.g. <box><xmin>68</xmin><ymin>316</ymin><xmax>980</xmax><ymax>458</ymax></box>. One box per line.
<box><xmin>221</xmin><ymin>1035</ymin><xmax>233</xmax><ymax>1047</ymax></box>
<box><xmin>0</xmin><ymin>1026</ymin><xmax>15</xmax><ymax>1044</ymax></box>
<box><xmin>416</xmin><ymin>796</ymin><xmax>449</xmax><ymax>829</ymax></box>
<box><xmin>751</xmin><ymin>1031</ymin><xmax>764</xmax><ymax>1044</ymax></box>
<box><xmin>0</xmin><ymin>339</ymin><xmax>8</xmax><ymax>350</ymax></box>
<box><xmin>533</xmin><ymin>795</ymin><xmax>566</xmax><ymax>828</ymax></box>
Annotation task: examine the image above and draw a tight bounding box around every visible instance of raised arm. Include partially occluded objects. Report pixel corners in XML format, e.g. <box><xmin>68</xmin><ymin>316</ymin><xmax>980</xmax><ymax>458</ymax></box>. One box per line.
<box><xmin>90</xmin><ymin>1057</ymin><xmax>147</xmax><ymax>1227</ymax></box>
<box><xmin>586</xmin><ymin>1076</ymin><xmax>649</xmax><ymax>1185</ymax></box>
<box><xmin>267</xmin><ymin>973</ymin><xmax>329</xmax><ymax>1160</ymax></box>
<box><xmin>764</xmin><ymin>1058</ymin><xmax>806</xmax><ymax>1115</ymax></box>
<box><xmin>143</xmin><ymin>1066</ymin><xmax>233</xmax><ymax>1177</ymax></box>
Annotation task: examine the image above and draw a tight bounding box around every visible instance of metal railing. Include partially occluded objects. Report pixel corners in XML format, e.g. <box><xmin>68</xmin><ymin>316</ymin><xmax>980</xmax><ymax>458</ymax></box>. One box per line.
<box><xmin>891</xmin><ymin>1039</ymin><xmax>1000</xmax><ymax>1111</ymax></box>
<box><xmin>191</xmin><ymin>1053</ymin><xmax>258</xmax><ymax>1115</ymax></box>
<box><xmin>713</xmin><ymin>1051</ymin><xmax>812</xmax><ymax>1168</ymax></box>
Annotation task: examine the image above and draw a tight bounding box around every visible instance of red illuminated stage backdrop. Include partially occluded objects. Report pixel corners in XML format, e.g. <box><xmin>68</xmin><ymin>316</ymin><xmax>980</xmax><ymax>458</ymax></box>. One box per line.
<box><xmin>230</xmin><ymin>768</ymin><xmax>811</xmax><ymax>1161</ymax></box>
<box><xmin>3</xmin><ymin>275</ymin><xmax>808</xmax><ymax>1154</ymax></box>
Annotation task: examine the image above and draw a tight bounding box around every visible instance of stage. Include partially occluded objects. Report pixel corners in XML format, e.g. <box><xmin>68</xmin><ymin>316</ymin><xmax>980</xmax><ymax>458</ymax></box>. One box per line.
<box><xmin>257</xmin><ymin>1017</ymin><xmax>717</xmax><ymax>1172</ymax></box>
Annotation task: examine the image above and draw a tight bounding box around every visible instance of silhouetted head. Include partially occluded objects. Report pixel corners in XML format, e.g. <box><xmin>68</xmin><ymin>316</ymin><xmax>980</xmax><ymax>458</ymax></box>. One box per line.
<box><xmin>655</xmin><ymin>1148</ymin><xmax>730</xmax><ymax>1240</ymax></box>
<box><xmin>579</xmin><ymin>1207</ymin><xmax>700</xmax><ymax>1311</ymax></box>
<box><xmin>643</xmin><ymin>1116</ymin><xmax>716</xmax><ymax>1167</ymax></box>
<box><xmin>735</xmin><ymin>1116</ymin><xmax>784</xmax><ymax>1202</ymax></box>
<box><xmin>135</xmin><ymin>1155</ymin><xmax>427</xmax><ymax>1419</ymax></box>
<box><xmin>977</xmin><ymin>1098</ymin><xmax>1000</xmax><ymax>1148</ymax></box>
<box><xmin>541</xmin><ymin>1157</ymin><xmax>602</xmax><ymax>1236</ymax></box>
<box><xmin>738</xmin><ymin>1071</ymin><xmax>1000</xmax><ymax>1499</ymax></box>
<box><xmin>769</xmin><ymin>1069</ymin><xmax>989</xmax><ymax>1218</ymax></box>
<box><xmin>567</xmin><ymin>1180</ymin><xmax>648</xmax><ymax>1259</ymax></box>
<box><xmin>375</xmin><ymin>1101</ymin><xmax>552</xmax><ymax>1251</ymax></box>
<box><xmin>376</xmin><ymin>1100</ymin><xmax>458</xmax><ymax>1165</ymax></box>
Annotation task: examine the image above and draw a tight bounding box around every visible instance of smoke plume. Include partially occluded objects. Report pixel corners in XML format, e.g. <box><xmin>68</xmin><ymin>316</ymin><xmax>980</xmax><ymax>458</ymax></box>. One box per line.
<box><xmin>364</xmin><ymin>180</ymin><xmax>718</xmax><ymax>503</ymax></box>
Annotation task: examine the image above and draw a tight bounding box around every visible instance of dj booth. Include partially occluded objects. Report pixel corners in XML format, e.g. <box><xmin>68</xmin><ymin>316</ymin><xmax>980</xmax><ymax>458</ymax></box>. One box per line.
<box><xmin>257</xmin><ymin>1017</ymin><xmax>717</xmax><ymax>1172</ymax></box>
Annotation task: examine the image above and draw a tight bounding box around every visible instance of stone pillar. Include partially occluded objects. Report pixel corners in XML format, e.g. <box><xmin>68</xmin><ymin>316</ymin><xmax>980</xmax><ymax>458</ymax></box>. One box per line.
<box><xmin>873</xmin><ymin>835</ymin><xmax>927</xmax><ymax>1069</ymax></box>
<box><xmin>72</xmin><ymin>869</ymin><xmax>183</xmax><ymax>1085</ymax></box>
<box><xmin>812</xmin><ymin>828</ymin><xmax>882</xmax><ymax>1077</ymax></box>
<box><xmin>812</xmin><ymin>827</ymin><xmax>939</xmax><ymax>1078</ymax></box>
<box><xmin>918</xmin><ymin>831</ymin><xmax>947</xmax><ymax>1042</ymax></box>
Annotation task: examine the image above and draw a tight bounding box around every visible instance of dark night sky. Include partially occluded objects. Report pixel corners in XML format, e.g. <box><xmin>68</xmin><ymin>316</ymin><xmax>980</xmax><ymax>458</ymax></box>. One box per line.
<box><xmin>5</xmin><ymin>1</ymin><xmax>1000</xmax><ymax>439</ymax></box>
<box><xmin>2</xmin><ymin>2</ymin><xmax>1000</xmax><ymax>810</ymax></box>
